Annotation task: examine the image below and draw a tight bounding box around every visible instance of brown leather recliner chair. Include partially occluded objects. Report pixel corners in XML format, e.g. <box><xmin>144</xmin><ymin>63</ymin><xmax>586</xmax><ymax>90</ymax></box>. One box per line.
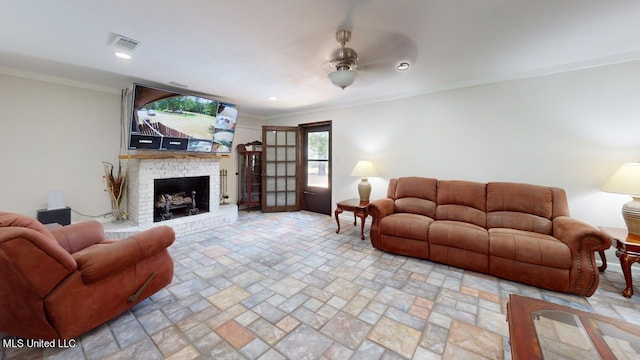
<box><xmin>0</xmin><ymin>211</ymin><xmax>175</xmax><ymax>340</ymax></box>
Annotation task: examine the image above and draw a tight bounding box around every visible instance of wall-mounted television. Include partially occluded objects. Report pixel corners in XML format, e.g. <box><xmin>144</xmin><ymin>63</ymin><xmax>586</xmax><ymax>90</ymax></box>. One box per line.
<box><xmin>128</xmin><ymin>83</ymin><xmax>238</xmax><ymax>153</ymax></box>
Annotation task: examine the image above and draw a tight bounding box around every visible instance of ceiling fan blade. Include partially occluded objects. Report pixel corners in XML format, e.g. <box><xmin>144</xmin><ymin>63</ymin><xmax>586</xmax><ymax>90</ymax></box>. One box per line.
<box><xmin>355</xmin><ymin>30</ymin><xmax>418</xmax><ymax>72</ymax></box>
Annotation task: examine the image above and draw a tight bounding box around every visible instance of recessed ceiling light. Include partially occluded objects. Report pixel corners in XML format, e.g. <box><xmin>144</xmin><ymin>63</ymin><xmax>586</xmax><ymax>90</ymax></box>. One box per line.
<box><xmin>268</xmin><ymin>96</ymin><xmax>278</xmax><ymax>101</ymax></box>
<box><xmin>114</xmin><ymin>52</ymin><xmax>131</xmax><ymax>59</ymax></box>
<box><xmin>396</xmin><ymin>62</ymin><xmax>410</xmax><ymax>71</ymax></box>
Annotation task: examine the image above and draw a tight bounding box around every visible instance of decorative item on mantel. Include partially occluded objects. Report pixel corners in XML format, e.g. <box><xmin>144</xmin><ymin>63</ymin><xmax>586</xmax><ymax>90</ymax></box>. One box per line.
<box><xmin>602</xmin><ymin>162</ymin><xmax>640</xmax><ymax>239</ymax></box>
<box><xmin>103</xmin><ymin>160</ymin><xmax>128</xmax><ymax>221</ymax></box>
<box><xmin>350</xmin><ymin>160</ymin><xmax>378</xmax><ymax>202</ymax></box>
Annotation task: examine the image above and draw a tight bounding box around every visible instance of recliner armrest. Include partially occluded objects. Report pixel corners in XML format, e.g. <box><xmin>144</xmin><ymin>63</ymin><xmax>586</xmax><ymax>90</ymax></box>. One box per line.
<box><xmin>72</xmin><ymin>226</ymin><xmax>175</xmax><ymax>284</ymax></box>
<box><xmin>553</xmin><ymin>216</ymin><xmax>611</xmax><ymax>252</ymax></box>
<box><xmin>366</xmin><ymin>198</ymin><xmax>394</xmax><ymax>220</ymax></box>
<box><xmin>366</xmin><ymin>198</ymin><xmax>395</xmax><ymax>248</ymax></box>
<box><xmin>553</xmin><ymin>216</ymin><xmax>611</xmax><ymax>296</ymax></box>
<box><xmin>50</xmin><ymin>220</ymin><xmax>106</xmax><ymax>254</ymax></box>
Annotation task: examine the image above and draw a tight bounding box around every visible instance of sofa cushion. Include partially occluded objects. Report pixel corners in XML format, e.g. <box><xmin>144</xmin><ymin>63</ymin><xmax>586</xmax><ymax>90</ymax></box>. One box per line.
<box><xmin>429</xmin><ymin>221</ymin><xmax>489</xmax><ymax>273</ymax></box>
<box><xmin>489</xmin><ymin>228</ymin><xmax>571</xmax><ymax>269</ymax></box>
<box><xmin>394</xmin><ymin>177</ymin><xmax>438</xmax><ymax>200</ymax></box>
<box><xmin>429</xmin><ymin>220</ymin><xmax>489</xmax><ymax>254</ymax></box>
<box><xmin>436</xmin><ymin>180</ymin><xmax>487</xmax><ymax>228</ymax></box>
<box><xmin>393</xmin><ymin>177</ymin><xmax>437</xmax><ymax>217</ymax></box>
<box><xmin>394</xmin><ymin>198</ymin><xmax>436</xmax><ymax>218</ymax></box>
<box><xmin>486</xmin><ymin>182</ymin><xmax>553</xmax><ymax>234</ymax></box>
<box><xmin>380</xmin><ymin>213</ymin><xmax>431</xmax><ymax>241</ymax></box>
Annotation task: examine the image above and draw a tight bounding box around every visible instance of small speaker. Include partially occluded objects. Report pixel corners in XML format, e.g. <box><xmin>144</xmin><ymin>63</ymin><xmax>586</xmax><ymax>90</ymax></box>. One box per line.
<box><xmin>37</xmin><ymin>207</ymin><xmax>71</xmax><ymax>226</ymax></box>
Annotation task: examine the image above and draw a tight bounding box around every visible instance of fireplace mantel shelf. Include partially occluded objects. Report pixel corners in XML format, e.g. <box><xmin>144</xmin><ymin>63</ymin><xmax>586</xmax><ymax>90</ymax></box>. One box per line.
<box><xmin>119</xmin><ymin>154</ymin><xmax>230</xmax><ymax>160</ymax></box>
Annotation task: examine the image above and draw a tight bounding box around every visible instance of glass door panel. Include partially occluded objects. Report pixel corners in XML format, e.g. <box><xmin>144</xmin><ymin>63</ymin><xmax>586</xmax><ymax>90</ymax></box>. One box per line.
<box><xmin>262</xmin><ymin>126</ymin><xmax>299</xmax><ymax>212</ymax></box>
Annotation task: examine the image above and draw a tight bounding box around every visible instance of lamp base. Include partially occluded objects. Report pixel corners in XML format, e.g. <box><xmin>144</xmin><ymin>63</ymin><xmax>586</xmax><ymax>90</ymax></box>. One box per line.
<box><xmin>358</xmin><ymin>178</ymin><xmax>371</xmax><ymax>203</ymax></box>
<box><xmin>622</xmin><ymin>197</ymin><xmax>640</xmax><ymax>237</ymax></box>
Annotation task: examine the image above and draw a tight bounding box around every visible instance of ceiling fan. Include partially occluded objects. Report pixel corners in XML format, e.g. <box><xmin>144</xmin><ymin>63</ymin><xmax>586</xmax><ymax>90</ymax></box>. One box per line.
<box><xmin>328</xmin><ymin>29</ymin><xmax>359</xmax><ymax>89</ymax></box>
<box><xmin>326</xmin><ymin>27</ymin><xmax>417</xmax><ymax>90</ymax></box>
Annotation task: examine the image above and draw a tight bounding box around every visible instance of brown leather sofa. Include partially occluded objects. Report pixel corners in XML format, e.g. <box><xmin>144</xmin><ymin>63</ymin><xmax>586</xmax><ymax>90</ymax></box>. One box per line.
<box><xmin>367</xmin><ymin>177</ymin><xmax>610</xmax><ymax>297</ymax></box>
<box><xmin>0</xmin><ymin>212</ymin><xmax>175</xmax><ymax>340</ymax></box>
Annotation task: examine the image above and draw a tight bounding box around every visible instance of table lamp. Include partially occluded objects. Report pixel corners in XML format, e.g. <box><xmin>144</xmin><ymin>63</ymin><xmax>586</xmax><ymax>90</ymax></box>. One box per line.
<box><xmin>350</xmin><ymin>160</ymin><xmax>378</xmax><ymax>202</ymax></box>
<box><xmin>601</xmin><ymin>162</ymin><xmax>640</xmax><ymax>238</ymax></box>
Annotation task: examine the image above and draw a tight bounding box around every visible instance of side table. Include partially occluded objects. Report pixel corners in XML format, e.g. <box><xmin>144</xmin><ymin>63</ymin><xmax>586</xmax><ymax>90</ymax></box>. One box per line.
<box><xmin>600</xmin><ymin>227</ymin><xmax>640</xmax><ymax>298</ymax></box>
<box><xmin>335</xmin><ymin>198</ymin><xmax>369</xmax><ymax>240</ymax></box>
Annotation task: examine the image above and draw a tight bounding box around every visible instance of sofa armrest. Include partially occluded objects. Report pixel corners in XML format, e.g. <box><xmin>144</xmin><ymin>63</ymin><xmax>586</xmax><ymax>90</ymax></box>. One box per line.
<box><xmin>553</xmin><ymin>216</ymin><xmax>611</xmax><ymax>296</ymax></box>
<box><xmin>553</xmin><ymin>216</ymin><xmax>611</xmax><ymax>252</ymax></box>
<box><xmin>366</xmin><ymin>198</ymin><xmax>395</xmax><ymax>248</ymax></box>
<box><xmin>50</xmin><ymin>220</ymin><xmax>106</xmax><ymax>254</ymax></box>
<box><xmin>367</xmin><ymin>198</ymin><xmax>394</xmax><ymax>219</ymax></box>
<box><xmin>72</xmin><ymin>225</ymin><xmax>175</xmax><ymax>284</ymax></box>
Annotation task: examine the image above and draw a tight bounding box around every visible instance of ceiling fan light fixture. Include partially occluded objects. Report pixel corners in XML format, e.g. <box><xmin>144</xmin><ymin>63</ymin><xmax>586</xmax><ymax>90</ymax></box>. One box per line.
<box><xmin>328</xmin><ymin>29</ymin><xmax>359</xmax><ymax>89</ymax></box>
<box><xmin>328</xmin><ymin>69</ymin><xmax>357</xmax><ymax>90</ymax></box>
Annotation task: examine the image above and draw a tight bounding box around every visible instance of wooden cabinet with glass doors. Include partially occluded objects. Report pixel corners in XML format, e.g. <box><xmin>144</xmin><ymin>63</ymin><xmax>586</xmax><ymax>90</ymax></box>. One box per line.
<box><xmin>237</xmin><ymin>141</ymin><xmax>262</xmax><ymax>211</ymax></box>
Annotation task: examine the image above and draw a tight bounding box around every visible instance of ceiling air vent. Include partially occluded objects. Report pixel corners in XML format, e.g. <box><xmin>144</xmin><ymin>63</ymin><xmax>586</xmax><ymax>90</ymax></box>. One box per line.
<box><xmin>111</xmin><ymin>35</ymin><xmax>140</xmax><ymax>51</ymax></box>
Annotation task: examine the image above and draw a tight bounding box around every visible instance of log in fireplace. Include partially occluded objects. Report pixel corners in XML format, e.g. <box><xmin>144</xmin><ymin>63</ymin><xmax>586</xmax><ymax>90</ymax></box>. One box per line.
<box><xmin>153</xmin><ymin>176</ymin><xmax>210</xmax><ymax>222</ymax></box>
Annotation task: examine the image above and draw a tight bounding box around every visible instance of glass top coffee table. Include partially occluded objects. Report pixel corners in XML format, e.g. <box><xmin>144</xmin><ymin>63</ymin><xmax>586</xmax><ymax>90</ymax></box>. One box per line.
<box><xmin>507</xmin><ymin>294</ymin><xmax>640</xmax><ymax>359</ymax></box>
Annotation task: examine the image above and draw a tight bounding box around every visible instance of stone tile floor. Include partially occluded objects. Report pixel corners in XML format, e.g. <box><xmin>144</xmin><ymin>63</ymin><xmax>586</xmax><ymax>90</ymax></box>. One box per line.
<box><xmin>2</xmin><ymin>211</ymin><xmax>639</xmax><ymax>359</ymax></box>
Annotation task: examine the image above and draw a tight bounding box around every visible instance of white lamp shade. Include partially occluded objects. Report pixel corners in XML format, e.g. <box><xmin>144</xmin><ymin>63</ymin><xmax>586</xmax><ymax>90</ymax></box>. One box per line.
<box><xmin>602</xmin><ymin>163</ymin><xmax>640</xmax><ymax>196</ymax></box>
<box><xmin>350</xmin><ymin>160</ymin><xmax>378</xmax><ymax>178</ymax></box>
<box><xmin>328</xmin><ymin>70</ymin><xmax>357</xmax><ymax>89</ymax></box>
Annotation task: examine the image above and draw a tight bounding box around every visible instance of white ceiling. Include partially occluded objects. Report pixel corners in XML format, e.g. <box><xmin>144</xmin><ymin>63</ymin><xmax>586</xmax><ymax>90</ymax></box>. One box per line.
<box><xmin>1</xmin><ymin>0</ymin><xmax>640</xmax><ymax>118</ymax></box>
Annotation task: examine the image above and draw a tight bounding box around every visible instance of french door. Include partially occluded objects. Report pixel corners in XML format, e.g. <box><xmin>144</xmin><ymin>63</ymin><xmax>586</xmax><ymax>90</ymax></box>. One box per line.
<box><xmin>261</xmin><ymin>126</ymin><xmax>299</xmax><ymax>212</ymax></box>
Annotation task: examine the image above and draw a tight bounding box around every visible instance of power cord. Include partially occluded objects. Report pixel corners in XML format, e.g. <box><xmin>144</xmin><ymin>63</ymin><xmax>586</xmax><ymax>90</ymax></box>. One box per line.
<box><xmin>70</xmin><ymin>208</ymin><xmax>113</xmax><ymax>219</ymax></box>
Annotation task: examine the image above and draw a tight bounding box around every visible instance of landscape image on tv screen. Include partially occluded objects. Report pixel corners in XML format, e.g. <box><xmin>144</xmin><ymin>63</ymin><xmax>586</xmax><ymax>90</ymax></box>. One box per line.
<box><xmin>128</xmin><ymin>83</ymin><xmax>238</xmax><ymax>153</ymax></box>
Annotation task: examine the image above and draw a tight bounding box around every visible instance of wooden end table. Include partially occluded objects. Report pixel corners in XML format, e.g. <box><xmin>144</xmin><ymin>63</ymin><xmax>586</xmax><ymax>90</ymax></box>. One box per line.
<box><xmin>335</xmin><ymin>198</ymin><xmax>369</xmax><ymax>240</ymax></box>
<box><xmin>600</xmin><ymin>226</ymin><xmax>640</xmax><ymax>298</ymax></box>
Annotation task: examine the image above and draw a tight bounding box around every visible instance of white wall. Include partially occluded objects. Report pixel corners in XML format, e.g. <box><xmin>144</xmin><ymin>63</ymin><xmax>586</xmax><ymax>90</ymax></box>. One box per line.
<box><xmin>0</xmin><ymin>73</ymin><xmax>122</xmax><ymax>220</ymax></box>
<box><xmin>267</xmin><ymin>60</ymin><xmax>640</xmax><ymax>230</ymax></box>
<box><xmin>0</xmin><ymin>72</ymin><xmax>263</xmax><ymax>221</ymax></box>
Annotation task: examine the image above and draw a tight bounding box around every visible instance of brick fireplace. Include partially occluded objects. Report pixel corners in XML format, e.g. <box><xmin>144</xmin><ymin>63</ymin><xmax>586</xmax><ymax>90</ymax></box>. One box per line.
<box><xmin>104</xmin><ymin>157</ymin><xmax>237</xmax><ymax>238</ymax></box>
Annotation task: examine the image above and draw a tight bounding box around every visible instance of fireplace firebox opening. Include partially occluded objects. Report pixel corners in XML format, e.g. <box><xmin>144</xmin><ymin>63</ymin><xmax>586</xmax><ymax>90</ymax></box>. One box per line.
<box><xmin>154</xmin><ymin>176</ymin><xmax>210</xmax><ymax>222</ymax></box>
